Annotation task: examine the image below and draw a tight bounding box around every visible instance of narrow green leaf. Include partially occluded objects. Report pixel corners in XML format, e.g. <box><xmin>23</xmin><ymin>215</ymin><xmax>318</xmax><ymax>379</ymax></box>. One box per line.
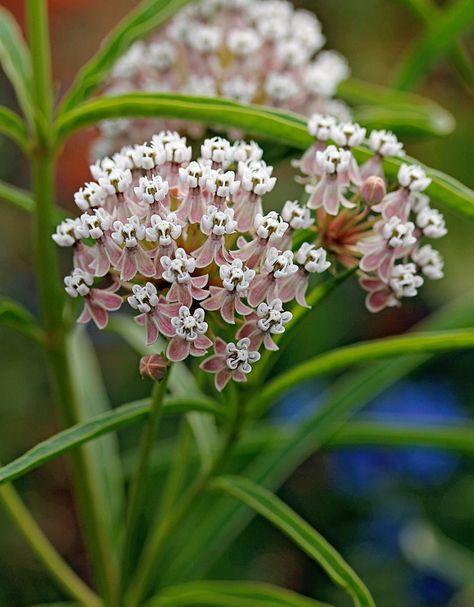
<box><xmin>54</xmin><ymin>93</ymin><xmax>474</xmax><ymax>221</ymax></box>
<box><xmin>394</xmin><ymin>0</ymin><xmax>474</xmax><ymax>90</ymax></box>
<box><xmin>68</xmin><ymin>328</ymin><xmax>124</xmax><ymax>553</ymax></box>
<box><xmin>252</xmin><ymin>329</ymin><xmax>474</xmax><ymax>418</ymax></box>
<box><xmin>211</xmin><ymin>476</ymin><xmax>374</xmax><ymax>607</ymax></box>
<box><xmin>0</xmin><ymin>8</ymin><xmax>34</xmax><ymax>126</ymax></box>
<box><xmin>331</xmin><ymin>421</ymin><xmax>474</xmax><ymax>454</ymax></box>
<box><xmin>0</xmin><ymin>297</ymin><xmax>42</xmax><ymax>342</ymax></box>
<box><xmin>58</xmin><ymin>0</ymin><xmax>193</xmax><ymax>113</ymax></box>
<box><xmin>0</xmin><ymin>178</ymin><xmax>34</xmax><ymax>212</ymax></box>
<box><xmin>158</xmin><ymin>294</ymin><xmax>474</xmax><ymax>586</ymax></box>
<box><xmin>0</xmin><ymin>396</ymin><xmax>224</xmax><ymax>486</ymax></box>
<box><xmin>148</xmin><ymin>581</ymin><xmax>332</xmax><ymax>607</ymax></box>
<box><xmin>397</xmin><ymin>0</ymin><xmax>474</xmax><ymax>92</ymax></box>
<box><xmin>339</xmin><ymin>78</ymin><xmax>454</xmax><ymax>136</ymax></box>
<box><xmin>0</xmin><ymin>106</ymin><xmax>28</xmax><ymax>150</ymax></box>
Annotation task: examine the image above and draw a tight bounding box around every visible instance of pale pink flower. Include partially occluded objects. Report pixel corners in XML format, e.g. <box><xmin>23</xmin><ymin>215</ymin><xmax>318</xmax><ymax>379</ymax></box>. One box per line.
<box><xmin>166</xmin><ymin>306</ymin><xmax>212</xmax><ymax>362</ymax></box>
<box><xmin>64</xmin><ymin>269</ymin><xmax>122</xmax><ymax>329</ymax></box>
<box><xmin>237</xmin><ymin>298</ymin><xmax>292</xmax><ymax>351</ymax></box>
<box><xmin>201</xmin><ymin>259</ymin><xmax>254</xmax><ymax>323</ymax></box>
<box><xmin>200</xmin><ymin>337</ymin><xmax>261</xmax><ymax>391</ymax></box>
<box><xmin>248</xmin><ymin>248</ymin><xmax>298</xmax><ymax>306</ymax></box>
<box><xmin>192</xmin><ymin>206</ymin><xmax>237</xmax><ymax>267</ymax></box>
<box><xmin>161</xmin><ymin>248</ymin><xmax>208</xmax><ymax>307</ymax></box>
<box><xmin>111</xmin><ymin>216</ymin><xmax>155</xmax><ymax>281</ymax></box>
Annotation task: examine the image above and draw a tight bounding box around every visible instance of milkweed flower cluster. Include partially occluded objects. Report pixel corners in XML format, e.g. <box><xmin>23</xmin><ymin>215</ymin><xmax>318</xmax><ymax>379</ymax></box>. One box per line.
<box><xmin>295</xmin><ymin>116</ymin><xmax>447</xmax><ymax>313</ymax></box>
<box><xmin>54</xmin><ymin>133</ymin><xmax>331</xmax><ymax>391</ymax></box>
<box><xmin>93</xmin><ymin>0</ymin><xmax>350</xmax><ymax>156</ymax></box>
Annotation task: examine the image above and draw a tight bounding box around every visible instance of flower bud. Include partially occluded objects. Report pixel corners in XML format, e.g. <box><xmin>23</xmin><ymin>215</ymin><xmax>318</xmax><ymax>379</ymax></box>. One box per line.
<box><xmin>360</xmin><ymin>176</ymin><xmax>386</xmax><ymax>206</ymax></box>
<box><xmin>139</xmin><ymin>354</ymin><xmax>170</xmax><ymax>381</ymax></box>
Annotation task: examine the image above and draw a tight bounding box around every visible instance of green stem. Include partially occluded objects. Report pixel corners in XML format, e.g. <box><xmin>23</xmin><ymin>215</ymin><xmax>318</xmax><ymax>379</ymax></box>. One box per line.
<box><xmin>125</xmin><ymin>397</ymin><xmax>245</xmax><ymax>607</ymax></box>
<box><xmin>120</xmin><ymin>374</ymin><xmax>169</xmax><ymax>590</ymax></box>
<box><xmin>26</xmin><ymin>1</ymin><xmax>118</xmax><ymax>603</ymax></box>
<box><xmin>0</xmin><ymin>483</ymin><xmax>102</xmax><ymax>607</ymax></box>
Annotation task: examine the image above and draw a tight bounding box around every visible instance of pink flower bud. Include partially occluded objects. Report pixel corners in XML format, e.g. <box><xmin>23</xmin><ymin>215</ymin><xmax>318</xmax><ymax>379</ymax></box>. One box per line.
<box><xmin>360</xmin><ymin>176</ymin><xmax>386</xmax><ymax>206</ymax></box>
<box><xmin>139</xmin><ymin>354</ymin><xmax>170</xmax><ymax>381</ymax></box>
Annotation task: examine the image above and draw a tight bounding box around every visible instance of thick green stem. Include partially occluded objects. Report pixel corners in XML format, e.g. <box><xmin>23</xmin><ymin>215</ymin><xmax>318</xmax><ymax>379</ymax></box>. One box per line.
<box><xmin>120</xmin><ymin>375</ymin><xmax>169</xmax><ymax>592</ymax></box>
<box><xmin>26</xmin><ymin>1</ymin><xmax>118</xmax><ymax>603</ymax></box>
<box><xmin>0</xmin><ymin>483</ymin><xmax>102</xmax><ymax>607</ymax></box>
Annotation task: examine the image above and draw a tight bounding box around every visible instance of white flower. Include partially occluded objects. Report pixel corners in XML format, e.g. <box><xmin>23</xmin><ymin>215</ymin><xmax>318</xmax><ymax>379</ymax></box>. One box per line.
<box><xmin>231</xmin><ymin>140</ymin><xmax>263</xmax><ymax>164</ymax></box>
<box><xmin>172</xmin><ymin>306</ymin><xmax>208</xmax><ymax>341</ymax></box>
<box><xmin>220</xmin><ymin>259</ymin><xmax>255</xmax><ymax>292</ymax></box>
<box><xmin>416</xmin><ymin>207</ymin><xmax>447</xmax><ymax>239</ymax></box>
<box><xmin>112</xmin><ymin>41</ymin><xmax>146</xmax><ymax>79</ymax></box>
<box><xmin>132</xmin><ymin>143</ymin><xmax>165</xmax><ymax>170</ymax></box>
<box><xmin>227</xmin><ymin>28</ymin><xmax>262</xmax><ymax>56</ymax></box>
<box><xmin>331</xmin><ymin>122</ymin><xmax>366</xmax><ymax>148</ymax></box>
<box><xmin>296</xmin><ymin>243</ymin><xmax>331</xmax><ymax>273</ymax></box>
<box><xmin>265</xmin><ymin>72</ymin><xmax>299</xmax><ymax>101</ymax></box>
<box><xmin>221</xmin><ymin>77</ymin><xmax>258</xmax><ymax>103</ymax></box>
<box><xmin>183</xmin><ymin>75</ymin><xmax>217</xmax><ymax>97</ymax></box>
<box><xmin>389</xmin><ymin>263</ymin><xmax>424</xmax><ymax>298</ymax></box>
<box><xmin>161</xmin><ymin>248</ymin><xmax>196</xmax><ymax>284</ymax></box>
<box><xmin>225</xmin><ymin>338</ymin><xmax>260</xmax><ymax>373</ymax></box>
<box><xmin>200</xmin><ymin>206</ymin><xmax>237</xmax><ymax>236</ymax></box>
<box><xmin>90</xmin><ymin>156</ymin><xmax>117</xmax><ymax>180</ymax></box>
<box><xmin>307</xmin><ymin>114</ymin><xmax>336</xmax><ymax>141</ymax></box>
<box><xmin>112</xmin><ymin>216</ymin><xmax>146</xmax><ymax>248</ymax></box>
<box><xmin>255</xmin><ymin>211</ymin><xmax>288</xmax><ymax>241</ymax></box>
<box><xmin>264</xmin><ymin>248</ymin><xmax>298</xmax><ymax>278</ymax></box>
<box><xmin>292</xmin><ymin>10</ymin><xmax>325</xmax><ymax>52</ymax></box>
<box><xmin>410</xmin><ymin>192</ymin><xmax>431</xmax><ymax>214</ymax></box>
<box><xmin>187</xmin><ymin>24</ymin><xmax>221</xmax><ymax>53</ymax></box>
<box><xmin>146</xmin><ymin>213</ymin><xmax>182</xmax><ymax>244</ymax></box>
<box><xmin>398</xmin><ymin>164</ymin><xmax>431</xmax><ymax>192</ymax></box>
<box><xmin>412</xmin><ymin>245</ymin><xmax>444</xmax><ymax>280</ymax></box>
<box><xmin>240</xmin><ymin>161</ymin><xmax>276</xmax><ymax>195</ymax></box>
<box><xmin>64</xmin><ymin>268</ymin><xmax>93</xmax><ymax>298</ymax></box>
<box><xmin>81</xmin><ymin>209</ymin><xmax>113</xmax><ymax>240</ymax></box>
<box><xmin>179</xmin><ymin>160</ymin><xmax>211</xmax><ymax>189</ymax></box>
<box><xmin>147</xmin><ymin>41</ymin><xmax>177</xmax><ymax>71</ymax></box>
<box><xmin>281</xmin><ymin>200</ymin><xmax>314</xmax><ymax>230</ymax></box>
<box><xmin>160</xmin><ymin>139</ymin><xmax>192</xmax><ymax>164</ymax></box>
<box><xmin>74</xmin><ymin>182</ymin><xmax>107</xmax><ymax>211</ymax></box>
<box><xmin>256</xmin><ymin>299</ymin><xmax>292</xmax><ymax>334</ymax></box>
<box><xmin>383</xmin><ymin>217</ymin><xmax>417</xmax><ymax>249</ymax></box>
<box><xmin>201</xmin><ymin>137</ymin><xmax>233</xmax><ymax>167</ymax></box>
<box><xmin>368</xmin><ymin>130</ymin><xmax>404</xmax><ymax>157</ymax></box>
<box><xmin>134</xmin><ymin>175</ymin><xmax>169</xmax><ymax>205</ymax></box>
<box><xmin>304</xmin><ymin>51</ymin><xmax>349</xmax><ymax>97</ymax></box>
<box><xmin>204</xmin><ymin>170</ymin><xmax>240</xmax><ymax>199</ymax></box>
<box><xmin>52</xmin><ymin>218</ymin><xmax>85</xmax><ymax>247</ymax></box>
<box><xmin>151</xmin><ymin>131</ymin><xmax>184</xmax><ymax>147</ymax></box>
<box><xmin>316</xmin><ymin>145</ymin><xmax>351</xmax><ymax>175</ymax></box>
<box><xmin>276</xmin><ymin>39</ymin><xmax>310</xmax><ymax>67</ymax></box>
<box><xmin>127</xmin><ymin>283</ymin><xmax>159</xmax><ymax>313</ymax></box>
<box><xmin>99</xmin><ymin>168</ymin><xmax>133</xmax><ymax>195</ymax></box>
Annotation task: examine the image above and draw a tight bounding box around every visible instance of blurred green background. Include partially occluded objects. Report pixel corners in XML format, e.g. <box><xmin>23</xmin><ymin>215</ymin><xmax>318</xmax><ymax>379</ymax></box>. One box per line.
<box><xmin>0</xmin><ymin>1</ymin><xmax>473</xmax><ymax>605</ymax></box>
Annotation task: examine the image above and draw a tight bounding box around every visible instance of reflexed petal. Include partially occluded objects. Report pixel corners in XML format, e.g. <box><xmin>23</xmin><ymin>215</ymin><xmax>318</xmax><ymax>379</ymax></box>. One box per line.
<box><xmin>215</xmin><ymin>368</ymin><xmax>232</xmax><ymax>391</ymax></box>
<box><xmin>167</xmin><ymin>337</ymin><xmax>191</xmax><ymax>362</ymax></box>
<box><xmin>91</xmin><ymin>289</ymin><xmax>122</xmax><ymax>311</ymax></box>
<box><xmin>200</xmin><ymin>354</ymin><xmax>224</xmax><ymax>373</ymax></box>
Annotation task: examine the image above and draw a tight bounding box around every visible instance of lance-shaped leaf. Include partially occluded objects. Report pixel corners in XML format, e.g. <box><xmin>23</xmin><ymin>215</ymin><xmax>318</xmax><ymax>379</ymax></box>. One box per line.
<box><xmin>394</xmin><ymin>0</ymin><xmax>474</xmax><ymax>90</ymax></box>
<box><xmin>211</xmin><ymin>476</ymin><xmax>375</xmax><ymax>607</ymax></box>
<box><xmin>0</xmin><ymin>396</ymin><xmax>224</xmax><ymax>486</ymax></box>
<box><xmin>54</xmin><ymin>93</ymin><xmax>474</xmax><ymax>221</ymax></box>
<box><xmin>0</xmin><ymin>8</ymin><xmax>34</xmax><ymax>126</ymax></box>
<box><xmin>0</xmin><ymin>106</ymin><xmax>28</xmax><ymax>150</ymax></box>
<box><xmin>251</xmin><ymin>329</ymin><xmax>474</xmax><ymax>418</ymax></box>
<box><xmin>58</xmin><ymin>0</ymin><xmax>193</xmax><ymax>113</ymax></box>
<box><xmin>148</xmin><ymin>581</ymin><xmax>332</xmax><ymax>607</ymax></box>
<box><xmin>0</xmin><ymin>297</ymin><xmax>42</xmax><ymax>342</ymax></box>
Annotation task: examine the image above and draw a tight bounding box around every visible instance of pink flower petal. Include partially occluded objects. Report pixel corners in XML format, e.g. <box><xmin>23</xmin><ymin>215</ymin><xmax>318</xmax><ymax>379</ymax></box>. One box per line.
<box><xmin>192</xmin><ymin>274</ymin><xmax>209</xmax><ymax>289</ymax></box>
<box><xmin>215</xmin><ymin>368</ymin><xmax>232</xmax><ymax>391</ymax></box>
<box><xmin>214</xmin><ymin>337</ymin><xmax>227</xmax><ymax>356</ymax></box>
<box><xmin>77</xmin><ymin>305</ymin><xmax>91</xmax><ymax>324</ymax></box>
<box><xmin>87</xmin><ymin>302</ymin><xmax>108</xmax><ymax>330</ymax></box>
<box><xmin>200</xmin><ymin>354</ymin><xmax>225</xmax><ymax>373</ymax></box>
<box><xmin>221</xmin><ymin>294</ymin><xmax>236</xmax><ymax>324</ymax></box>
<box><xmin>146</xmin><ymin>318</ymin><xmax>159</xmax><ymax>345</ymax></box>
<box><xmin>91</xmin><ymin>289</ymin><xmax>123</xmax><ymax>311</ymax></box>
<box><xmin>92</xmin><ymin>244</ymin><xmax>111</xmax><ymax>277</ymax></box>
<box><xmin>167</xmin><ymin>337</ymin><xmax>191</xmax><ymax>362</ymax></box>
<box><xmin>136</xmin><ymin>246</ymin><xmax>156</xmax><ymax>277</ymax></box>
<box><xmin>248</xmin><ymin>275</ymin><xmax>271</xmax><ymax>307</ymax></box>
<box><xmin>120</xmin><ymin>249</ymin><xmax>138</xmax><ymax>282</ymax></box>
<box><xmin>192</xmin><ymin>238</ymin><xmax>215</xmax><ymax>268</ymax></box>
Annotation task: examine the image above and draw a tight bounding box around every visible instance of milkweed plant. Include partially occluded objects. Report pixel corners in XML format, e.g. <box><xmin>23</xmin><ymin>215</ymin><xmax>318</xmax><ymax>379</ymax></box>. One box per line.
<box><xmin>0</xmin><ymin>1</ymin><xmax>473</xmax><ymax>607</ymax></box>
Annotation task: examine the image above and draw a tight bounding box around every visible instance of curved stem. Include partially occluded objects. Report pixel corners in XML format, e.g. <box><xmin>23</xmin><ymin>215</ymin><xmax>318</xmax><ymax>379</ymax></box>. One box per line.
<box><xmin>120</xmin><ymin>374</ymin><xmax>169</xmax><ymax>591</ymax></box>
<box><xmin>0</xmin><ymin>483</ymin><xmax>102</xmax><ymax>607</ymax></box>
